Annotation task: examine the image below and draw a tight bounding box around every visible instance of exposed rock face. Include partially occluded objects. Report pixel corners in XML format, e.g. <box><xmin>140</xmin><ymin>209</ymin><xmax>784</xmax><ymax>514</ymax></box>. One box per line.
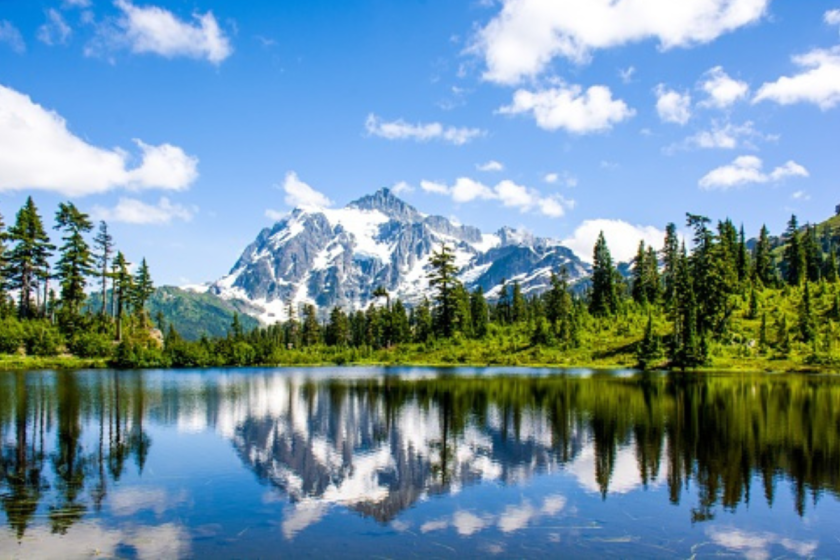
<box><xmin>210</xmin><ymin>188</ymin><xmax>588</xmax><ymax>323</ymax></box>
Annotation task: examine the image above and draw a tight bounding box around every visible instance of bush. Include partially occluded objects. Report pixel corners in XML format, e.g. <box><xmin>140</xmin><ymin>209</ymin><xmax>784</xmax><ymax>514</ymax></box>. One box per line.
<box><xmin>23</xmin><ymin>321</ymin><xmax>63</xmax><ymax>357</ymax></box>
<box><xmin>68</xmin><ymin>331</ymin><xmax>114</xmax><ymax>358</ymax></box>
<box><xmin>0</xmin><ymin>318</ymin><xmax>25</xmax><ymax>354</ymax></box>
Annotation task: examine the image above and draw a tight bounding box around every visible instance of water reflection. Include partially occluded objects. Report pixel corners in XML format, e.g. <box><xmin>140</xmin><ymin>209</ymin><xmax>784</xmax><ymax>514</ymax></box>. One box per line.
<box><xmin>1</xmin><ymin>368</ymin><xmax>839</xmax><ymax>548</ymax></box>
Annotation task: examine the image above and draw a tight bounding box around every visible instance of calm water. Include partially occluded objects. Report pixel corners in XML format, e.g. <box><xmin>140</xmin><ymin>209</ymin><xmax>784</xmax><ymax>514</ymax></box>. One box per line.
<box><xmin>1</xmin><ymin>367</ymin><xmax>839</xmax><ymax>559</ymax></box>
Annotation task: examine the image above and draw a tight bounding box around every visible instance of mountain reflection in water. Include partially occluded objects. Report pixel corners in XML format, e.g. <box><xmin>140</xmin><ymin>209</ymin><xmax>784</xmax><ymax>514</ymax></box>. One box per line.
<box><xmin>1</xmin><ymin>368</ymin><xmax>839</xmax><ymax>552</ymax></box>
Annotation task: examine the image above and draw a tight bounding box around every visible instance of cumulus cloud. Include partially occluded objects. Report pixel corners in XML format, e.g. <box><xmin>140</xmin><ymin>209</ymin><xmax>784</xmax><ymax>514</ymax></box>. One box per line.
<box><xmin>655</xmin><ymin>85</ymin><xmax>691</xmax><ymax>125</ymax></box>
<box><xmin>281</xmin><ymin>171</ymin><xmax>333</xmax><ymax>208</ymax></box>
<box><xmin>667</xmin><ymin>120</ymin><xmax>774</xmax><ymax>151</ymax></box>
<box><xmin>473</xmin><ymin>0</ymin><xmax>769</xmax><ymax>84</ymax></box>
<box><xmin>0</xmin><ymin>21</ymin><xmax>25</xmax><ymax>53</ymax></box>
<box><xmin>544</xmin><ymin>171</ymin><xmax>578</xmax><ymax>187</ymax></box>
<box><xmin>754</xmin><ymin>47</ymin><xmax>840</xmax><ymax>109</ymax></box>
<box><xmin>0</xmin><ymin>83</ymin><xmax>198</xmax><ymax>196</ymax></box>
<box><xmin>88</xmin><ymin>0</ymin><xmax>233</xmax><ymax>64</ymax></box>
<box><xmin>38</xmin><ymin>9</ymin><xmax>72</xmax><ymax>46</ymax></box>
<box><xmin>365</xmin><ymin>114</ymin><xmax>484</xmax><ymax>145</ymax></box>
<box><xmin>698</xmin><ymin>155</ymin><xmax>808</xmax><ymax>190</ymax></box>
<box><xmin>422</xmin><ymin>177</ymin><xmax>574</xmax><ymax>218</ymax></box>
<box><xmin>477</xmin><ymin>160</ymin><xmax>504</xmax><ymax>172</ymax></box>
<box><xmin>63</xmin><ymin>0</ymin><xmax>92</xmax><ymax>7</ymax></box>
<box><xmin>265</xmin><ymin>208</ymin><xmax>286</xmax><ymax>221</ymax></box>
<box><xmin>707</xmin><ymin>527</ymin><xmax>818</xmax><ymax>560</ymax></box>
<box><xmin>498</xmin><ymin>84</ymin><xmax>634</xmax><ymax>134</ymax></box>
<box><xmin>562</xmin><ymin>219</ymin><xmax>666</xmax><ymax>263</ymax></box>
<box><xmin>92</xmin><ymin>197</ymin><xmax>195</xmax><ymax>224</ymax></box>
<box><xmin>826</xmin><ymin>9</ymin><xmax>840</xmax><ymax>29</ymax></box>
<box><xmin>699</xmin><ymin>66</ymin><xmax>749</xmax><ymax>108</ymax></box>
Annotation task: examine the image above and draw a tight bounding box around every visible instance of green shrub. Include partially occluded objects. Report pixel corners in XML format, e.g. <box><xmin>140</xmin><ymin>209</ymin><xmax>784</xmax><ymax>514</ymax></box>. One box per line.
<box><xmin>23</xmin><ymin>321</ymin><xmax>63</xmax><ymax>357</ymax></box>
<box><xmin>68</xmin><ymin>331</ymin><xmax>114</xmax><ymax>358</ymax></box>
<box><xmin>0</xmin><ymin>318</ymin><xmax>25</xmax><ymax>354</ymax></box>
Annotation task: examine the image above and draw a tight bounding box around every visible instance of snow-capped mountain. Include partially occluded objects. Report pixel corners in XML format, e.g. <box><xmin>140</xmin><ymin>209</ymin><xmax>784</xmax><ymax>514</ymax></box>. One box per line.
<box><xmin>208</xmin><ymin>188</ymin><xmax>587</xmax><ymax>323</ymax></box>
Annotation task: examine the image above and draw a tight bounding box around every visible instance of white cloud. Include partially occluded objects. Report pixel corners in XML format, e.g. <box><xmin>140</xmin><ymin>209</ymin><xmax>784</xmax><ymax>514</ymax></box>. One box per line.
<box><xmin>754</xmin><ymin>47</ymin><xmax>840</xmax><ymax>109</ymax></box>
<box><xmin>473</xmin><ymin>0</ymin><xmax>769</xmax><ymax>84</ymax></box>
<box><xmin>38</xmin><ymin>9</ymin><xmax>72</xmax><ymax>46</ymax></box>
<box><xmin>0</xmin><ymin>83</ymin><xmax>198</xmax><ymax>196</ymax></box>
<box><xmin>92</xmin><ymin>197</ymin><xmax>195</xmax><ymax>225</ymax></box>
<box><xmin>422</xmin><ymin>176</ymin><xmax>574</xmax><ymax>217</ymax></box>
<box><xmin>655</xmin><ymin>85</ymin><xmax>692</xmax><ymax>125</ymax></box>
<box><xmin>562</xmin><ymin>219</ymin><xmax>666</xmax><ymax>263</ymax></box>
<box><xmin>452</xmin><ymin>511</ymin><xmax>488</xmax><ymax>536</ymax></box>
<box><xmin>365</xmin><ymin>114</ymin><xmax>485</xmax><ymax>145</ymax></box>
<box><xmin>391</xmin><ymin>180</ymin><xmax>414</xmax><ymax>195</ymax></box>
<box><xmin>826</xmin><ymin>9</ymin><xmax>840</xmax><ymax>28</ymax></box>
<box><xmin>668</xmin><ymin>120</ymin><xmax>774</xmax><ymax>151</ymax></box>
<box><xmin>281</xmin><ymin>171</ymin><xmax>333</xmax><ymax>208</ymax></box>
<box><xmin>707</xmin><ymin>528</ymin><xmax>818</xmax><ymax>560</ymax></box>
<box><xmin>791</xmin><ymin>190</ymin><xmax>810</xmax><ymax>201</ymax></box>
<box><xmin>477</xmin><ymin>160</ymin><xmax>504</xmax><ymax>172</ymax></box>
<box><xmin>699</xmin><ymin>66</ymin><xmax>749</xmax><ymax>108</ymax></box>
<box><xmin>543</xmin><ymin>171</ymin><xmax>577</xmax><ymax>187</ymax></box>
<box><xmin>698</xmin><ymin>155</ymin><xmax>808</xmax><ymax>190</ymax></box>
<box><xmin>498</xmin><ymin>84</ymin><xmax>634</xmax><ymax>134</ymax></box>
<box><xmin>90</xmin><ymin>0</ymin><xmax>233</xmax><ymax>64</ymax></box>
<box><xmin>619</xmin><ymin>66</ymin><xmax>636</xmax><ymax>83</ymax></box>
<box><xmin>498</xmin><ymin>503</ymin><xmax>535</xmax><ymax>533</ymax></box>
<box><xmin>63</xmin><ymin>0</ymin><xmax>92</xmax><ymax>7</ymax></box>
<box><xmin>0</xmin><ymin>21</ymin><xmax>25</xmax><ymax>53</ymax></box>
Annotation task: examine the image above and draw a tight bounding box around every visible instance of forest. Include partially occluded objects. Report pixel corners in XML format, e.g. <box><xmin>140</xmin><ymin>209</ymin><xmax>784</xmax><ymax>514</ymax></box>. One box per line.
<box><xmin>0</xmin><ymin>197</ymin><xmax>838</xmax><ymax>371</ymax></box>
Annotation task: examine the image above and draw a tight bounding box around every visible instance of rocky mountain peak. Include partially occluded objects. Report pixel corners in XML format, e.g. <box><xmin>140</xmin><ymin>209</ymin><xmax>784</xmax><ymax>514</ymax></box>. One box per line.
<box><xmin>348</xmin><ymin>188</ymin><xmax>422</xmax><ymax>222</ymax></box>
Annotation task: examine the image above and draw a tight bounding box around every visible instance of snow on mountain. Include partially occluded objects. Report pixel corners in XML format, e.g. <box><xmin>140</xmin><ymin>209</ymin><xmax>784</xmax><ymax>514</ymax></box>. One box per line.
<box><xmin>208</xmin><ymin>188</ymin><xmax>588</xmax><ymax>323</ymax></box>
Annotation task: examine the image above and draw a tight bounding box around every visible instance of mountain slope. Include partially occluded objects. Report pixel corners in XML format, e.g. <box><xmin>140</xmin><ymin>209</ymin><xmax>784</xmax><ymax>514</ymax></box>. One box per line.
<box><xmin>207</xmin><ymin>188</ymin><xmax>588</xmax><ymax>323</ymax></box>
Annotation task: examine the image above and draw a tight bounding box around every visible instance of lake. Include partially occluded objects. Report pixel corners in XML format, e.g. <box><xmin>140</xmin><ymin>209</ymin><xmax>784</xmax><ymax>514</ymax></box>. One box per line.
<box><xmin>1</xmin><ymin>367</ymin><xmax>839</xmax><ymax>558</ymax></box>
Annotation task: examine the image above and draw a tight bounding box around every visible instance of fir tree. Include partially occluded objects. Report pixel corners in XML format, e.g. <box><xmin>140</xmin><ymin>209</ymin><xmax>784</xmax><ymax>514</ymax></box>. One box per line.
<box><xmin>644</xmin><ymin>246</ymin><xmax>661</xmax><ymax>305</ymax></box>
<box><xmin>636</xmin><ymin>313</ymin><xmax>661</xmax><ymax>370</ymax></box>
<box><xmin>469</xmin><ymin>287</ymin><xmax>489</xmax><ymax>338</ymax></box>
<box><xmin>753</xmin><ymin>224</ymin><xmax>774</xmax><ymax>287</ymax></box>
<box><xmin>5</xmin><ymin>197</ymin><xmax>55</xmax><ymax>319</ymax></box>
<box><xmin>803</xmin><ymin>225</ymin><xmax>823</xmax><ymax>283</ymax></box>
<box><xmin>54</xmin><ymin>202</ymin><xmax>95</xmax><ymax>324</ymax></box>
<box><xmin>783</xmin><ymin>215</ymin><xmax>804</xmax><ymax>286</ymax></box>
<box><xmin>390</xmin><ymin>300</ymin><xmax>410</xmax><ymax>344</ymax></box>
<box><xmin>413</xmin><ymin>297</ymin><xmax>434</xmax><ymax>343</ymax></box>
<box><xmin>798</xmin><ymin>283</ymin><xmax>815</xmax><ymax>343</ymax></box>
<box><xmin>662</xmin><ymin>223</ymin><xmax>680</xmax><ymax>305</ymax></box>
<box><xmin>631</xmin><ymin>240</ymin><xmax>647</xmax><ymax>305</ymax></box>
<box><xmin>825</xmin><ymin>245</ymin><xmax>838</xmax><ymax>283</ymax></box>
<box><xmin>737</xmin><ymin>224</ymin><xmax>750</xmax><ymax>283</ymax></box>
<box><xmin>326</xmin><ymin>307</ymin><xmax>349</xmax><ymax>346</ymax></box>
<box><xmin>589</xmin><ymin>231</ymin><xmax>617</xmax><ymax>316</ymax></box>
<box><xmin>93</xmin><ymin>221</ymin><xmax>114</xmax><ymax>317</ymax></box>
<box><xmin>131</xmin><ymin>258</ymin><xmax>154</xmax><ymax>326</ymax></box>
<box><xmin>111</xmin><ymin>252</ymin><xmax>132</xmax><ymax>341</ymax></box>
<box><xmin>511</xmin><ymin>281</ymin><xmax>526</xmax><ymax>323</ymax></box>
<box><xmin>428</xmin><ymin>244</ymin><xmax>460</xmax><ymax>338</ymax></box>
<box><xmin>301</xmin><ymin>304</ymin><xmax>320</xmax><ymax>346</ymax></box>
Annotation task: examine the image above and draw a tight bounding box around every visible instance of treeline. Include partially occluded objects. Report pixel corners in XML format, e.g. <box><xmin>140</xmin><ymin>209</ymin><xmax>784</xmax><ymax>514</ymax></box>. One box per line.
<box><xmin>156</xmin><ymin>211</ymin><xmax>840</xmax><ymax>370</ymax></box>
<box><xmin>0</xmin><ymin>197</ymin><xmax>157</xmax><ymax>361</ymax></box>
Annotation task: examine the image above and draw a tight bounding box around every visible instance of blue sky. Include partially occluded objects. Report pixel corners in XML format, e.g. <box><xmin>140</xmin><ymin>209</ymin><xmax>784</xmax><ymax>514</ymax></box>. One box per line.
<box><xmin>1</xmin><ymin>0</ymin><xmax>838</xmax><ymax>284</ymax></box>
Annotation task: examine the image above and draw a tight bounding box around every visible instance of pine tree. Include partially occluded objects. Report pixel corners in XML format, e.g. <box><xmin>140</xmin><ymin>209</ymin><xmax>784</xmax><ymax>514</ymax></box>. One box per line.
<box><xmin>131</xmin><ymin>258</ymin><xmax>154</xmax><ymax>326</ymax></box>
<box><xmin>413</xmin><ymin>297</ymin><xmax>434</xmax><ymax>343</ymax></box>
<box><xmin>390</xmin><ymin>300</ymin><xmax>410</xmax><ymax>344</ymax></box>
<box><xmin>825</xmin><ymin>245</ymin><xmax>838</xmax><ymax>283</ymax></box>
<box><xmin>428</xmin><ymin>244</ymin><xmax>460</xmax><ymax>338</ymax></box>
<box><xmin>111</xmin><ymin>252</ymin><xmax>132</xmax><ymax>341</ymax></box>
<box><xmin>631</xmin><ymin>240</ymin><xmax>647</xmax><ymax>305</ymax></box>
<box><xmin>511</xmin><ymin>280</ymin><xmax>526</xmax><ymax>323</ymax></box>
<box><xmin>301</xmin><ymin>304</ymin><xmax>320</xmax><ymax>346</ymax></box>
<box><xmin>662</xmin><ymin>223</ymin><xmax>680</xmax><ymax>305</ymax></box>
<box><xmin>325</xmin><ymin>306</ymin><xmax>349</xmax><ymax>346</ymax></box>
<box><xmin>783</xmin><ymin>215</ymin><xmax>804</xmax><ymax>286</ymax></box>
<box><xmin>589</xmin><ymin>231</ymin><xmax>617</xmax><ymax>316</ymax></box>
<box><xmin>5</xmin><ymin>197</ymin><xmax>55</xmax><ymax>318</ymax></box>
<box><xmin>54</xmin><ymin>202</ymin><xmax>94</xmax><ymax>325</ymax></box>
<box><xmin>636</xmin><ymin>313</ymin><xmax>661</xmax><ymax>370</ymax></box>
<box><xmin>230</xmin><ymin>312</ymin><xmax>244</xmax><ymax>341</ymax></box>
<box><xmin>737</xmin><ymin>224</ymin><xmax>750</xmax><ymax>283</ymax></box>
<box><xmin>798</xmin><ymin>282</ymin><xmax>815</xmax><ymax>343</ymax></box>
<box><xmin>758</xmin><ymin>312</ymin><xmax>768</xmax><ymax>353</ymax></box>
<box><xmin>803</xmin><ymin>225</ymin><xmax>823</xmax><ymax>283</ymax></box>
<box><xmin>469</xmin><ymin>287</ymin><xmax>489</xmax><ymax>338</ymax></box>
<box><xmin>93</xmin><ymin>221</ymin><xmax>114</xmax><ymax>317</ymax></box>
<box><xmin>753</xmin><ymin>225</ymin><xmax>774</xmax><ymax>287</ymax></box>
<box><xmin>644</xmin><ymin>246</ymin><xmax>661</xmax><ymax>305</ymax></box>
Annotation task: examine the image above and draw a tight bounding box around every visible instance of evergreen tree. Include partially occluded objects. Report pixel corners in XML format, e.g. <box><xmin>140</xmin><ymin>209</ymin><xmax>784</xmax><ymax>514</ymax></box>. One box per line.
<box><xmin>496</xmin><ymin>279</ymin><xmax>510</xmax><ymax>325</ymax></box>
<box><xmin>93</xmin><ymin>221</ymin><xmax>114</xmax><ymax>317</ymax></box>
<box><xmin>301</xmin><ymin>304</ymin><xmax>320</xmax><ymax>346</ymax></box>
<box><xmin>589</xmin><ymin>231</ymin><xmax>617</xmax><ymax>316</ymax></box>
<box><xmin>131</xmin><ymin>258</ymin><xmax>154</xmax><ymax>326</ymax></box>
<box><xmin>798</xmin><ymin>283</ymin><xmax>815</xmax><ymax>343</ymax></box>
<box><xmin>758</xmin><ymin>312</ymin><xmax>768</xmax><ymax>352</ymax></box>
<box><xmin>753</xmin><ymin>225</ymin><xmax>774</xmax><ymax>287</ymax></box>
<box><xmin>469</xmin><ymin>287</ymin><xmax>489</xmax><ymax>338</ymax></box>
<box><xmin>636</xmin><ymin>313</ymin><xmax>661</xmax><ymax>370</ymax></box>
<box><xmin>825</xmin><ymin>245</ymin><xmax>838</xmax><ymax>283</ymax></box>
<box><xmin>390</xmin><ymin>300</ymin><xmax>410</xmax><ymax>344</ymax></box>
<box><xmin>54</xmin><ymin>202</ymin><xmax>95</xmax><ymax>324</ymax></box>
<box><xmin>783</xmin><ymin>215</ymin><xmax>804</xmax><ymax>286</ymax></box>
<box><xmin>0</xmin><ymin>210</ymin><xmax>7</xmax><ymax>298</ymax></box>
<box><xmin>111</xmin><ymin>252</ymin><xmax>132</xmax><ymax>342</ymax></box>
<box><xmin>631</xmin><ymin>240</ymin><xmax>647</xmax><ymax>305</ymax></box>
<box><xmin>5</xmin><ymin>197</ymin><xmax>55</xmax><ymax>318</ymax></box>
<box><xmin>325</xmin><ymin>307</ymin><xmax>349</xmax><ymax>346</ymax></box>
<box><xmin>643</xmin><ymin>246</ymin><xmax>661</xmax><ymax>305</ymax></box>
<box><xmin>511</xmin><ymin>280</ymin><xmax>526</xmax><ymax>323</ymax></box>
<box><xmin>453</xmin><ymin>283</ymin><xmax>473</xmax><ymax>336</ymax></box>
<box><xmin>737</xmin><ymin>224</ymin><xmax>750</xmax><ymax>283</ymax></box>
<box><xmin>230</xmin><ymin>312</ymin><xmax>244</xmax><ymax>341</ymax></box>
<box><xmin>662</xmin><ymin>223</ymin><xmax>680</xmax><ymax>305</ymax></box>
<box><xmin>428</xmin><ymin>244</ymin><xmax>460</xmax><ymax>338</ymax></box>
<box><xmin>413</xmin><ymin>297</ymin><xmax>434</xmax><ymax>343</ymax></box>
<box><xmin>803</xmin><ymin>225</ymin><xmax>823</xmax><ymax>283</ymax></box>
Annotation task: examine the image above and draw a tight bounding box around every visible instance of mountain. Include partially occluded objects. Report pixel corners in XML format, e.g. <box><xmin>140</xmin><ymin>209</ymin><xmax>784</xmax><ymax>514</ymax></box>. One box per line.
<box><xmin>206</xmin><ymin>188</ymin><xmax>588</xmax><ymax>323</ymax></box>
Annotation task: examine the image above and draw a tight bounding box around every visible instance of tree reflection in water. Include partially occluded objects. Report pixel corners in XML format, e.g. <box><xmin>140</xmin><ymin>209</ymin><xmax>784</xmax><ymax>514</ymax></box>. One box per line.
<box><xmin>0</xmin><ymin>369</ymin><xmax>839</xmax><ymax>539</ymax></box>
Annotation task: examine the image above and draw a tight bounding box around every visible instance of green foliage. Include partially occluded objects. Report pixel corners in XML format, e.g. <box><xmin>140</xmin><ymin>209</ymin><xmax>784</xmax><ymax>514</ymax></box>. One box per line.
<box><xmin>22</xmin><ymin>321</ymin><xmax>63</xmax><ymax>357</ymax></box>
<box><xmin>0</xmin><ymin>317</ymin><xmax>25</xmax><ymax>354</ymax></box>
<box><xmin>67</xmin><ymin>331</ymin><xmax>113</xmax><ymax>359</ymax></box>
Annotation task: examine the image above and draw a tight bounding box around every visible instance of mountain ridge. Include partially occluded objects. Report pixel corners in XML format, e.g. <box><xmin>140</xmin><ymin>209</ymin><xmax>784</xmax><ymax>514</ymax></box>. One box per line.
<box><xmin>205</xmin><ymin>188</ymin><xmax>589</xmax><ymax>323</ymax></box>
